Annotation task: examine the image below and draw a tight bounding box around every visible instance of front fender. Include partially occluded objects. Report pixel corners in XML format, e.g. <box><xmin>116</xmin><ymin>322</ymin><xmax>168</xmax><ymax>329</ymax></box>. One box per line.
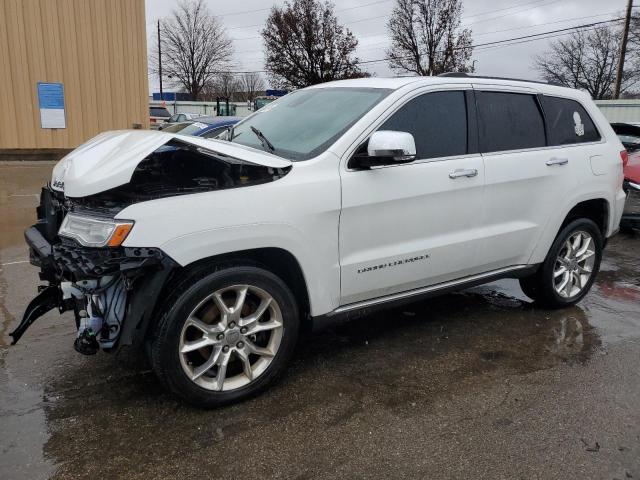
<box><xmin>157</xmin><ymin>222</ymin><xmax>340</xmax><ymax>316</ymax></box>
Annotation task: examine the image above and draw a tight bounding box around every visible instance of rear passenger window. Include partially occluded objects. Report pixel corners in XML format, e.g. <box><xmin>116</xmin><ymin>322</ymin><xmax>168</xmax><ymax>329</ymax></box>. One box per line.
<box><xmin>476</xmin><ymin>92</ymin><xmax>546</xmax><ymax>153</ymax></box>
<box><xmin>541</xmin><ymin>96</ymin><xmax>600</xmax><ymax>145</ymax></box>
<box><xmin>380</xmin><ymin>91</ymin><xmax>467</xmax><ymax>160</ymax></box>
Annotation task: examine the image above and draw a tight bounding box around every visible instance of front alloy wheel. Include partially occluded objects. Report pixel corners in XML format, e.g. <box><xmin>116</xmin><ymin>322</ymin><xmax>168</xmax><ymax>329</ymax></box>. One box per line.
<box><xmin>179</xmin><ymin>285</ymin><xmax>283</xmax><ymax>391</ymax></box>
<box><xmin>151</xmin><ymin>265</ymin><xmax>299</xmax><ymax>408</ymax></box>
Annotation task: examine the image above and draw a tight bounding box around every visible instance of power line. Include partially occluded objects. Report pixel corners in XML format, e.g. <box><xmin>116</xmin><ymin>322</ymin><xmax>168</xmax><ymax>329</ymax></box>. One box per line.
<box><xmin>340</xmin><ymin>0</ymin><xmax>560</xmax><ymax>27</ymax></box>
<box><xmin>466</xmin><ymin>0</ymin><xmax>562</xmax><ymax>27</ymax></box>
<box><xmin>349</xmin><ymin>9</ymin><xmax>623</xmax><ymax>53</ymax></box>
<box><xmin>202</xmin><ymin>16</ymin><xmax>626</xmax><ymax>75</ymax></box>
<box><xmin>217</xmin><ymin>6</ymin><xmax>271</xmax><ymax>18</ymax></box>
<box><xmin>234</xmin><ymin>12</ymin><xmax>623</xmax><ymax>68</ymax></box>
<box><xmin>337</xmin><ymin>0</ymin><xmax>393</xmax><ymax>12</ymax></box>
<box><xmin>228</xmin><ymin>0</ymin><xmax>566</xmax><ymax>42</ymax></box>
<box><xmin>227</xmin><ymin>0</ymin><xmax>393</xmax><ymax>30</ymax></box>
<box><xmin>358</xmin><ymin>17</ymin><xmax>624</xmax><ymax>65</ymax></box>
<box><xmin>472</xmin><ymin>24</ymin><xmax>611</xmax><ymax>53</ymax></box>
<box><xmin>463</xmin><ymin>0</ymin><xmax>559</xmax><ymax>19</ymax></box>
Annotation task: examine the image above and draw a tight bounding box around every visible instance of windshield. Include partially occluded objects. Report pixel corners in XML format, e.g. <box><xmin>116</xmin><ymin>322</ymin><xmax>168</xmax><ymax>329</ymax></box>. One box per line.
<box><xmin>226</xmin><ymin>87</ymin><xmax>391</xmax><ymax>161</ymax></box>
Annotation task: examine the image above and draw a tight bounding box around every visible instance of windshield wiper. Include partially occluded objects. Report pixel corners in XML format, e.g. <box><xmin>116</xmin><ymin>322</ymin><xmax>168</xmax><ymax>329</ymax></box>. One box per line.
<box><xmin>250</xmin><ymin>126</ymin><xmax>275</xmax><ymax>152</ymax></box>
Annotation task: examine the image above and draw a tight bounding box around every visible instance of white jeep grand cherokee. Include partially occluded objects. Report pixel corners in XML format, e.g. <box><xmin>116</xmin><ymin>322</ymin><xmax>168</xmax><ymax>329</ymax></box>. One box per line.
<box><xmin>13</xmin><ymin>75</ymin><xmax>627</xmax><ymax>407</ymax></box>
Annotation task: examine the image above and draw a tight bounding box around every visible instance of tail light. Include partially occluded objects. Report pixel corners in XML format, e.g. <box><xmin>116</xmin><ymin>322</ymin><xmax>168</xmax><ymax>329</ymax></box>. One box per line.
<box><xmin>621</xmin><ymin>149</ymin><xmax>629</xmax><ymax>167</ymax></box>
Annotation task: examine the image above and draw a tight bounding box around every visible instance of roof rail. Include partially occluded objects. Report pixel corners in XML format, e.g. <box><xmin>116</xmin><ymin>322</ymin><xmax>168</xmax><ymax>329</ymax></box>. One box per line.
<box><xmin>438</xmin><ymin>72</ymin><xmax>562</xmax><ymax>87</ymax></box>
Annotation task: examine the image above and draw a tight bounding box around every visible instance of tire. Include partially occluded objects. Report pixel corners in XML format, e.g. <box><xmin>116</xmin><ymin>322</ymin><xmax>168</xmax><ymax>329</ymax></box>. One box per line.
<box><xmin>150</xmin><ymin>264</ymin><xmax>299</xmax><ymax>408</ymax></box>
<box><xmin>519</xmin><ymin>218</ymin><xmax>603</xmax><ymax>308</ymax></box>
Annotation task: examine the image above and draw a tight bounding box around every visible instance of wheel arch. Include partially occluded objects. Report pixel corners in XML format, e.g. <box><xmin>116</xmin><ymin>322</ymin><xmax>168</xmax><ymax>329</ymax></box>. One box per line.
<box><xmin>529</xmin><ymin>197</ymin><xmax>610</xmax><ymax>265</ymax></box>
<box><xmin>169</xmin><ymin>247</ymin><xmax>313</xmax><ymax>330</ymax></box>
<box><xmin>560</xmin><ymin>198</ymin><xmax>609</xmax><ymax>239</ymax></box>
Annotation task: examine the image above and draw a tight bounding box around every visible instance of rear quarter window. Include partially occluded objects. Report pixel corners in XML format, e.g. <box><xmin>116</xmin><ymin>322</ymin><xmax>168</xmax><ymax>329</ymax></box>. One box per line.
<box><xmin>476</xmin><ymin>91</ymin><xmax>546</xmax><ymax>153</ymax></box>
<box><xmin>541</xmin><ymin>96</ymin><xmax>601</xmax><ymax>145</ymax></box>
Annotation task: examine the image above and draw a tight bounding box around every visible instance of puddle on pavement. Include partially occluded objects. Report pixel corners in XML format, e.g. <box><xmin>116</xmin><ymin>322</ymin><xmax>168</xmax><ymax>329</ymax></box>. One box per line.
<box><xmin>0</xmin><ymin>163</ymin><xmax>53</xmax><ymax>252</ymax></box>
<box><xmin>38</xmin><ymin>233</ymin><xmax>640</xmax><ymax>477</ymax></box>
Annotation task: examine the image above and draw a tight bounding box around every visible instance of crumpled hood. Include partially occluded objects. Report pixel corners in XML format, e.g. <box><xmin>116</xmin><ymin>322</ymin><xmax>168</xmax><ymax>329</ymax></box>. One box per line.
<box><xmin>52</xmin><ymin>130</ymin><xmax>292</xmax><ymax>198</ymax></box>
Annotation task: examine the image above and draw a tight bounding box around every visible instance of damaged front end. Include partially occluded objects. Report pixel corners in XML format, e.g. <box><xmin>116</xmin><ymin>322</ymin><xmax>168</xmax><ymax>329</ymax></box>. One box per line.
<box><xmin>12</xmin><ymin>131</ymin><xmax>291</xmax><ymax>354</ymax></box>
<box><xmin>11</xmin><ymin>186</ymin><xmax>176</xmax><ymax>354</ymax></box>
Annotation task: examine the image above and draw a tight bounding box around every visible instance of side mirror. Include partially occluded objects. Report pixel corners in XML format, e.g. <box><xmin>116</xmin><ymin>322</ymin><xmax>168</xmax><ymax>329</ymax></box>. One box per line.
<box><xmin>351</xmin><ymin>130</ymin><xmax>417</xmax><ymax>169</ymax></box>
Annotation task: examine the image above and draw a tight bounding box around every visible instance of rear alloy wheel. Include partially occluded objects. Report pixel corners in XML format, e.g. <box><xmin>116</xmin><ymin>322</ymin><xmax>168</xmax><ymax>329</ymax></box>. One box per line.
<box><xmin>151</xmin><ymin>266</ymin><xmax>299</xmax><ymax>408</ymax></box>
<box><xmin>551</xmin><ymin>231</ymin><xmax>596</xmax><ymax>299</ymax></box>
<box><xmin>519</xmin><ymin>218</ymin><xmax>602</xmax><ymax>308</ymax></box>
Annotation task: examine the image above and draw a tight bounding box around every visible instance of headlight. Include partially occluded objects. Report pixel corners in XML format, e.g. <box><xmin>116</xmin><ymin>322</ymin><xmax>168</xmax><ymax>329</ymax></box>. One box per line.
<box><xmin>58</xmin><ymin>214</ymin><xmax>134</xmax><ymax>247</ymax></box>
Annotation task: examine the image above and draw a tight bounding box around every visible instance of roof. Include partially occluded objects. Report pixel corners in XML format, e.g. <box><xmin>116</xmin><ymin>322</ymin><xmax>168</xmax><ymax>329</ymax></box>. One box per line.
<box><xmin>305</xmin><ymin>75</ymin><xmax>587</xmax><ymax>99</ymax></box>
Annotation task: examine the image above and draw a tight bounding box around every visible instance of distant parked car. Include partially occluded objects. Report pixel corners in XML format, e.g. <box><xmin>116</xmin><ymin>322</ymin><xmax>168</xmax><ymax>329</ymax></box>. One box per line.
<box><xmin>158</xmin><ymin>116</ymin><xmax>241</xmax><ymax>138</ymax></box>
<box><xmin>192</xmin><ymin>116</ymin><xmax>241</xmax><ymax>138</ymax></box>
<box><xmin>158</xmin><ymin>113</ymin><xmax>204</xmax><ymax>130</ymax></box>
<box><xmin>149</xmin><ymin>106</ymin><xmax>171</xmax><ymax>130</ymax></box>
<box><xmin>611</xmin><ymin>123</ymin><xmax>640</xmax><ymax>230</ymax></box>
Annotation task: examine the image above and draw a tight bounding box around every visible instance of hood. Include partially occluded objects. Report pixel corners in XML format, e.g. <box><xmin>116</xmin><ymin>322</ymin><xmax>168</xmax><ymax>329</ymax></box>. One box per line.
<box><xmin>52</xmin><ymin>130</ymin><xmax>292</xmax><ymax>198</ymax></box>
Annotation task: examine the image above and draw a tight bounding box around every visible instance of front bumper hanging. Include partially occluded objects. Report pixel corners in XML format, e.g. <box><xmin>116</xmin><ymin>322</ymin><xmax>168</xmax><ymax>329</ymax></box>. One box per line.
<box><xmin>9</xmin><ymin>285</ymin><xmax>61</xmax><ymax>345</ymax></box>
<box><xmin>12</xmin><ymin>216</ymin><xmax>177</xmax><ymax>350</ymax></box>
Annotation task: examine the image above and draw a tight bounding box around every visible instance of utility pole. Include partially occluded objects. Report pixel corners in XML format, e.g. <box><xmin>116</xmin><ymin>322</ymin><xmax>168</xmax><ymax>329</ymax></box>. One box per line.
<box><xmin>614</xmin><ymin>0</ymin><xmax>633</xmax><ymax>99</ymax></box>
<box><xmin>157</xmin><ymin>20</ymin><xmax>163</xmax><ymax>101</ymax></box>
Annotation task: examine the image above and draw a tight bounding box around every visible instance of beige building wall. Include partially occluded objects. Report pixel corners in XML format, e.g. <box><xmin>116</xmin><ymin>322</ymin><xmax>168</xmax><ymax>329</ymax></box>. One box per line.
<box><xmin>0</xmin><ymin>0</ymin><xmax>148</xmax><ymax>151</ymax></box>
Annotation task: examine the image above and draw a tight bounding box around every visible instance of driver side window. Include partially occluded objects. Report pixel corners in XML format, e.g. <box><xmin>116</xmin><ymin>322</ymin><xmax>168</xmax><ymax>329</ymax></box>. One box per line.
<box><xmin>380</xmin><ymin>90</ymin><xmax>468</xmax><ymax>160</ymax></box>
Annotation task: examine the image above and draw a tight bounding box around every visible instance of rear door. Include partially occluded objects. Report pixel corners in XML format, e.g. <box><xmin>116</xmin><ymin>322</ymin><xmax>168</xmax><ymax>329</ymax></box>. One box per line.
<box><xmin>339</xmin><ymin>86</ymin><xmax>487</xmax><ymax>305</ymax></box>
<box><xmin>475</xmin><ymin>87</ymin><xmax>580</xmax><ymax>270</ymax></box>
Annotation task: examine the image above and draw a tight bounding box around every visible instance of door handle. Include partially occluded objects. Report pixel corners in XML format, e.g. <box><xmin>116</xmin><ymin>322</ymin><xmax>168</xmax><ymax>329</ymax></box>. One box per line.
<box><xmin>546</xmin><ymin>157</ymin><xmax>569</xmax><ymax>166</ymax></box>
<box><xmin>449</xmin><ymin>168</ymin><xmax>478</xmax><ymax>179</ymax></box>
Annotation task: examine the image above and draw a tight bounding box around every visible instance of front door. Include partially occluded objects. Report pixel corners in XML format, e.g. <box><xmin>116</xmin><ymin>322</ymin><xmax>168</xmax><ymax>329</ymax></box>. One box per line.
<box><xmin>338</xmin><ymin>88</ymin><xmax>486</xmax><ymax>306</ymax></box>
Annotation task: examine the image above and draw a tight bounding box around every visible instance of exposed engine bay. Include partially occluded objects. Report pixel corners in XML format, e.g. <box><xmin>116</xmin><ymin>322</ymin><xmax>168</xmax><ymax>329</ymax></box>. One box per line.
<box><xmin>72</xmin><ymin>140</ymin><xmax>291</xmax><ymax>213</ymax></box>
<box><xmin>11</xmin><ymin>140</ymin><xmax>291</xmax><ymax>354</ymax></box>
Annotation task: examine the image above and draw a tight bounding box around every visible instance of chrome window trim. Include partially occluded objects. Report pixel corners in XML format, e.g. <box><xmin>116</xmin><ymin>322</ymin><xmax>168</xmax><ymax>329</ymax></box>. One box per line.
<box><xmin>479</xmin><ymin>140</ymin><xmax>606</xmax><ymax>158</ymax></box>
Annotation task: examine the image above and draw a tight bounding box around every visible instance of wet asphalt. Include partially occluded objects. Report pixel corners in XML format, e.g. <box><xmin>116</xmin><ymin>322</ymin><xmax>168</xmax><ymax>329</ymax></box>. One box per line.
<box><xmin>1</xmin><ymin>161</ymin><xmax>639</xmax><ymax>479</ymax></box>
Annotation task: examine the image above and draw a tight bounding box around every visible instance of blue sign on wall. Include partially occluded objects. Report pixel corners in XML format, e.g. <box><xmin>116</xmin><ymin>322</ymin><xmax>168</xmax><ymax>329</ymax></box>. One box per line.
<box><xmin>37</xmin><ymin>82</ymin><xmax>66</xmax><ymax>129</ymax></box>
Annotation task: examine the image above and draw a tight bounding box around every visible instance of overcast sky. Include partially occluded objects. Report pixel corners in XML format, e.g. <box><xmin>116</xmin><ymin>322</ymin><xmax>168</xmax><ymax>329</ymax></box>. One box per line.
<box><xmin>144</xmin><ymin>0</ymin><xmax>628</xmax><ymax>93</ymax></box>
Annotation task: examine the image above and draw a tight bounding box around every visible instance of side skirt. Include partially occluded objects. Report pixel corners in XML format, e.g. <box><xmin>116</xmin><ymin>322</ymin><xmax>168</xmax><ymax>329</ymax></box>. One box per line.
<box><xmin>310</xmin><ymin>264</ymin><xmax>539</xmax><ymax>332</ymax></box>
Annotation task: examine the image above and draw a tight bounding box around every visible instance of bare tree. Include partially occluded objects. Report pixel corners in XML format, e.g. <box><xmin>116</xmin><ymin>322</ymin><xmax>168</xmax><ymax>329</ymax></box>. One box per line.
<box><xmin>239</xmin><ymin>72</ymin><xmax>265</xmax><ymax>102</ymax></box>
<box><xmin>262</xmin><ymin>0</ymin><xmax>367</xmax><ymax>88</ymax></box>
<box><xmin>386</xmin><ymin>0</ymin><xmax>473</xmax><ymax>76</ymax></box>
<box><xmin>535</xmin><ymin>26</ymin><xmax>640</xmax><ymax>99</ymax></box>
<box><xmin>152</xmin><ymin>0</ymin><xmax>233</xmax><ymax>100</ymax></box>
<box><xmin>213</xmin><ymin>73</ymin><xmax>242</xmax><ymax>100</ymax></box>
